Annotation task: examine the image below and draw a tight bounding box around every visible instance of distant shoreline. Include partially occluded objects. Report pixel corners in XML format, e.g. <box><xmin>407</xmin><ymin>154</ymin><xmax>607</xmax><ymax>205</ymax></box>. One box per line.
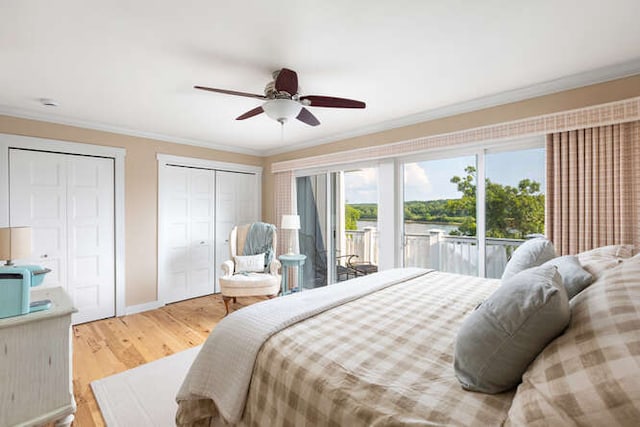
<box><xmin>357</xmin><ymin>220</ymin><xmax>459</xmax><ymax>234</ymax></box>
<box><xmin>403</xmin><ymin>219</ymin><xmax>462</xmax><ymax>226</ymax></box>
<box><xmin>357</xmin><ymin>219</ymin><xmax>462</xmax><ymax>226</ymax></box>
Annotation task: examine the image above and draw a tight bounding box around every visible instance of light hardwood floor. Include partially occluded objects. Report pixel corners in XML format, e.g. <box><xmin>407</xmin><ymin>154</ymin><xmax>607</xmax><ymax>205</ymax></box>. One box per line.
<box><xmin>71</xmin><ymin>294</ymin><xmax>263</xmax><ymax>426</ymax></box>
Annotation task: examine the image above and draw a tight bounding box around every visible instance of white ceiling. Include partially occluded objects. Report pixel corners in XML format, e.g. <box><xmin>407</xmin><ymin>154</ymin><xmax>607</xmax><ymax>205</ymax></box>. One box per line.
<box><xmin>1</xmin><ymin>0</ymin><xmax>639</xmax><ymax>156</ymax></box>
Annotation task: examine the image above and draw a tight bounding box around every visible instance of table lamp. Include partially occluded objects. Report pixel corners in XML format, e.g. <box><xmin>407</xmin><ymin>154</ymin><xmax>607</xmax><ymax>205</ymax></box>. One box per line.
<box><xmin>0</xmin><ymin>226</ymin><xmax>32</xmax><ymax>266</ymax></box>
<box><xmin>281</xmin><ymin>215</ymin><xmax>300</xmax><ymax>255</ymax></box>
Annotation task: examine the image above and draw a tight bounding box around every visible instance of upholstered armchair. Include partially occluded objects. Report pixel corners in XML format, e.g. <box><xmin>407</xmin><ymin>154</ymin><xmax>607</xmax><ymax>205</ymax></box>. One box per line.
<box><xmin>219</xmin><ymin>223</ymin><xmax>281</xmax><ymax>314</ymax></box>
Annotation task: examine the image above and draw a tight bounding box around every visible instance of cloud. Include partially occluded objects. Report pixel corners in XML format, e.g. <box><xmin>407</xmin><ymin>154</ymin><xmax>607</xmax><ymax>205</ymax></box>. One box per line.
<box><xmin>344</xmin><ymin>165</ymin><xmax>435</xmax><ymax>203</ymax></box>
<box><xmin>347</xmin><ymin>168</ymin><xmax>377</xmax><ymax>187</ymax></box>
<box><xmin>404</xmin><ymin>163</ymin><xmax>431</xmax><ymax>200</ymax></box>
<box><xmin>345</xmin><ymin>168</ymin><xmax>378</xmax><ymax>203</ymax></box>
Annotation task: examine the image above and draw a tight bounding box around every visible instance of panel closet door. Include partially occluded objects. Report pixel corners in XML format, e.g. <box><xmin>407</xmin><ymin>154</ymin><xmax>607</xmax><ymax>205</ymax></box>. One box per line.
<box><xmin>9</xmin><ymin>149</ymin><xmax>115</xmax><ymax>324</ymax></box>
<box><xmin>162</xmin><ymin>166</ymin><xmax>215</xmax><ymax>303</ymax></box>
<box><xmin>214</xmin><ymin>170</ymin><xmax>259</xmax><ymax>292</ymax></box>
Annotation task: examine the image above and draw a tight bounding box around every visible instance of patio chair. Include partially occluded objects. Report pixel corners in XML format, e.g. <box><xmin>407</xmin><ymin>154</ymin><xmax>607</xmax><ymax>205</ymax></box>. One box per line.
<box><xmin>336</xmin><ymin>254</ymin><xmax>377</xmax><ymax>281</ymax></box>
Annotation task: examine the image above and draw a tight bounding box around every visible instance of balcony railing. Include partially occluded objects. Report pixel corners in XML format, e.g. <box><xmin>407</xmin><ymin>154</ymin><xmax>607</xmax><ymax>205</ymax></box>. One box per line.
<box><xmin>344</xmin><ymin>228</ymin><xmax>524</xmax><ymax>278</ymax></box>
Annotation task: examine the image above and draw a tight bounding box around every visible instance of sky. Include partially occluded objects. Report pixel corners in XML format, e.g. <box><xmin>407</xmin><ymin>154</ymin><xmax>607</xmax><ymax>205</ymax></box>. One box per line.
<box><xmin>344</xmin><ymin>148</ymin><xmax>546</xmax><ymax>203</ymax></box>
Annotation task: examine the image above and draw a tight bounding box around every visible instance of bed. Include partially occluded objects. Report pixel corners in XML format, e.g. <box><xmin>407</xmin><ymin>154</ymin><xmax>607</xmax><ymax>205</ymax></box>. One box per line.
<box><xmin>176</xmin><ymin>246</ymin><xmax>640</xmax><ymax>426</ymax></box>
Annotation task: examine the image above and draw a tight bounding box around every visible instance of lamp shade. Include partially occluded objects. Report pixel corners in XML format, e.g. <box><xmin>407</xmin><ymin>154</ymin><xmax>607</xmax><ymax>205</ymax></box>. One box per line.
<box><xmin>262</xmin><ymin>99</ymin><xmax>302</xmax><ymax>124</ymax></box>
<box><xmin>281</xmin><ymin>215</ymin><xmax>300</xmax><ymax>230</ymax></box>
<box><xmin>0</xmin><ymin>227</ymin><xmax>32</xmax><ymax>265</ymax></box>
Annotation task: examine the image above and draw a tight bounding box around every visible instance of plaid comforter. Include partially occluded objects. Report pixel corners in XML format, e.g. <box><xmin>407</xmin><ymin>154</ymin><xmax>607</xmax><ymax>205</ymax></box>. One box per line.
<box><xmin>505</xmin><ymin>256</ymin><xmax>640</xmax><ymax>426</ymax></box>
<box><xmin>178</xmin><ymin>271</ymin><xmax>515</xmax><ymax>426</ymax></box>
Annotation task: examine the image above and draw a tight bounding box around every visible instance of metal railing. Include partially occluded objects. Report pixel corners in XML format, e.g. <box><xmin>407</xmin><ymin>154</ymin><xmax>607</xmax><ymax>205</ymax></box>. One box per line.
<box><xmin>344</xmin><ymin>228</ymin><xmax>525</xmax><ymax>278</ymax></box>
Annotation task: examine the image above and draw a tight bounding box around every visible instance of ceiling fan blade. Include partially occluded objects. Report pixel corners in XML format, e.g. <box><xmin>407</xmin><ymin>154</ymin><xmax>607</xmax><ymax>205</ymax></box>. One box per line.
<box><xmin>236</xmin><ymin>106</ymin><xmax>264</xmax><ymax>120</ymax></box>
<box><xmin>274</xmin><ymin>68</ymin><xmax>298</xmax><ymax>95</ymax></box>
<box><xmin>194</xmin><ymin>85</ymin><xmax>267</xmax><ymax>100</ymax></box>
<box><xmin>296</xmin><ymin>108</ymin><xmax>320</xmax><ymax>126</ymax></box>
<box><xmin>300</xmin><ymin>95</ymin><xmax>365</xmax><ymax>109</ymax></box>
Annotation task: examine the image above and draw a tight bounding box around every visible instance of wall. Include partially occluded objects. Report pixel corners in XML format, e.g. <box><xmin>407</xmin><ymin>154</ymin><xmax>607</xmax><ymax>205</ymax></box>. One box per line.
<box><xmin>0</xmin><ymin>115</ymin><xmax>262</xmax><ymax>306</ymax></box>
<box><xmin>2</xmin><ymin>73</ymin><xmax>640</xmax><ymax>307</ymax></box>
<box><xmin>262</xmin><ymin>74</ymin><xmax>640</xmax><ymax>224</ymax></box>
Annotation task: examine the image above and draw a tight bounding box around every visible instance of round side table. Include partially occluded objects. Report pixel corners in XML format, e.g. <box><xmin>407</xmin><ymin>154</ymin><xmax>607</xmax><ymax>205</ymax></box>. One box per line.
<box><xmin>278</xmin><ymin>254</ymin><xmax>306</xmax><ymax>295</ymax></box>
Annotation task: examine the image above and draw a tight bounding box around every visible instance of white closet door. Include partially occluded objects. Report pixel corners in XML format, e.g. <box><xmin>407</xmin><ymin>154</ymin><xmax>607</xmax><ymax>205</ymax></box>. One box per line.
<box><xmin>9</xmin><ymin>150</ymin><xmax>68</xmax><ymax>289</ymax></box>
<box><xmin>162</xmin><ymin>166</ymin><xmax>215</xmax><ymax>303</ymax></box>
<box><xmin>9</xmin><ymin>149</ymin><xmax>115</xmax><ymax>324</ymax></box>
<box><xmin>188</xmin><ymin>168</ymin><xmax>215</xmax><ymax>298</ymax></box>
<box><xmin>66</xmin><ymin>155</ymin><xmax>115</xmax><ymax>324</ymax></box>
<box><xmin>214</xmin><ymin>171</ymin><xmax>259</xmax><ymax>292</ymax></box>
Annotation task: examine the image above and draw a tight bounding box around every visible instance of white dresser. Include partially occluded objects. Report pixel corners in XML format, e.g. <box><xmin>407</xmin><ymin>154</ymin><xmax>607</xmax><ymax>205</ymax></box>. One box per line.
<box><xmin>0</xmin><ymin>287</ymin><xmax>76</xmax><ymax>427</ymax></box>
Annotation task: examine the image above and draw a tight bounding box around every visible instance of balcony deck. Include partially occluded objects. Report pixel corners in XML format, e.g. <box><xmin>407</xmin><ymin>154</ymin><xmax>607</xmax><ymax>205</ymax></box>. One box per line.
<box><xmin>343</xmin><ymin>228</ymin><xmax>524</xmax><ymax>279</ymax></box>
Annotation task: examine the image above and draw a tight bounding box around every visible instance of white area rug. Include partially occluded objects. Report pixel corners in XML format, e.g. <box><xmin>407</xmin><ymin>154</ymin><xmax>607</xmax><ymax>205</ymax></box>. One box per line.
<box><xmin>91</xmin><ymin>345</ymin><xmax>201</xmax><ymax>426</ymax></box>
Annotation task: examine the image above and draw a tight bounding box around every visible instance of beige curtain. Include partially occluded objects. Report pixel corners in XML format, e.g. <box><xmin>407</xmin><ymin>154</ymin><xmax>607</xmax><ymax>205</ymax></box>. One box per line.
<box><xmin>546</xmin><ymin>121</ymin><xmax>640</xmax><ymax>255</ymax></box>
<box><xmin>273</xmin><ymin>171</ymin><xmax>297</xmax><ymax>256</ymax></box>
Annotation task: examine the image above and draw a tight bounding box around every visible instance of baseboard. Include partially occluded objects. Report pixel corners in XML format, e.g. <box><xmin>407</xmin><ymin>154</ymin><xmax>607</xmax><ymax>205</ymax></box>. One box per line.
<box><xmin>124</xmin><ymin>300</ymin><xmax>164</xmax><ymax>316</ymax></box>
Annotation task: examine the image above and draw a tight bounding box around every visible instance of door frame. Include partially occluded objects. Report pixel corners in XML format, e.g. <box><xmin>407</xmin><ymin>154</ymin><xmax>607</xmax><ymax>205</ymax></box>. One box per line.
<box><xmin>0</xmin><ymin>133</ymin><xmax>126</xmax><ymax>317</ymax></box>
<box><xmin>157</xmin><ymin>154</ymin><xmax>262</xmax><ymax>305</ymax></box>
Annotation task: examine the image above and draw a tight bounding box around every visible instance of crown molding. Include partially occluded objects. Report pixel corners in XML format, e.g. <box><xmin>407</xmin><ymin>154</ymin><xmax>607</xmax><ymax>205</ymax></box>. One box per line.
<box><xmin>263</xmin><ymin>58</ymin><xmax>640</xmax><ymax>156</ymax></box>
<box><xmin>0</xmin><ymin>105</ymin><xmax>263</xmax><ymax>157</ymax></box>
<box><xmin>156</xmin><ymin>153</ymin><xmax>262</xmax><ymax>174</ymax></box>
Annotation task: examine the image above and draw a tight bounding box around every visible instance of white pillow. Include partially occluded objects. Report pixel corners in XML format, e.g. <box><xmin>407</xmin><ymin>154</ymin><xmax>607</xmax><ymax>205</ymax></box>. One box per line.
<box><xmin>501</xmin><ymin>238</ymin><xmax>557</xmax><ymax>281</ymax></box>
<box><xmin>541</xmin><ymin>255</ymin><xmax>593</xmax><ymax>299</ymax></box>
<box><xmin>234</xmin><ymin>253</ymin><xmax>265</xmax><ymax>273</ymax></box>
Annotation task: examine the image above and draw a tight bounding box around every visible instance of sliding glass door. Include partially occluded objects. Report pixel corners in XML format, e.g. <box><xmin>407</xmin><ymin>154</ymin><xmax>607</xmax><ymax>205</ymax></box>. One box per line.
<box><xmin>403</xmin><ymin>155</ymin><xmax>478</xmax><ymax>275</ymax></box>
<box><xmin>297</xmin><ymin>166</ymin><xmax>380</xmax><ymax>286</ymax></box>
<box><xmin>401</xmin><ymin>140</ymin><xmax>545</xmax><ymax>278</ymax></box>
<box><xmin>340</xmin><ymin>168</ymin><xmax>379</xmax><ymax>281</ymax></box>
<box><xmin>297</xmin><ymin>174</ymin><xmax>330</xmax><ymax>288</ymax></box>
<box><xmin>484</xmin><ymin>147</ymin><xmax>546</xmax><ymax>278</ymax></box>
<box><xmin>294</xmin><ymin>140</ymin><xmax>545</xmax><ymax>281</ymax></box>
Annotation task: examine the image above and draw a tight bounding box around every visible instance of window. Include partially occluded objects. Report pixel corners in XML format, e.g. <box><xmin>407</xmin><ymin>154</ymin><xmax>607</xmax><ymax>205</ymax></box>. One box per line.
<box><xmin>403</xmin><ymin>156</ymin><xmax>478</xmax><ymax>275</ymax></box>
<box><xmin>341</xmin><ymin>168</ymin><xmax>379</xmax><ymax>281</ymax></box>
<box><xmin>400</xmin><ymin>139</ymin><xmax>545</xmax><ymax>277</ymax></box>
<box><xmin>294</xmin><ymin>138</ymin><xmax>545</xmax><ymax>281</ymax></box>
<box><xmin>297</xmin><ymin>167</ymin><xmax>380</xmax><ymax>286</ymax></box>
<box><xmin>485</xmin><ymin>147</ymin><xmax>546</xmax><ymax>277</ymax></box>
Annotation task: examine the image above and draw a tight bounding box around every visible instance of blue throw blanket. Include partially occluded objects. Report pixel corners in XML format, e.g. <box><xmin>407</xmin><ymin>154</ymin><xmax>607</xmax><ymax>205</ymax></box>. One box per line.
<box><xmin>242</xmin><ymin>222</ymin><xmax>276</xmax><ymax>272</ymax></box>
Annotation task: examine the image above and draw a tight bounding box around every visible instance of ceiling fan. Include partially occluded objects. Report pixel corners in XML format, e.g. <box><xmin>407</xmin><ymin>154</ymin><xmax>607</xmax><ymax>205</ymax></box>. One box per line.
<box><xmin>195</xmin><ymin>68</ymin><xmax>366</xmax><ymax>126</ymax></box>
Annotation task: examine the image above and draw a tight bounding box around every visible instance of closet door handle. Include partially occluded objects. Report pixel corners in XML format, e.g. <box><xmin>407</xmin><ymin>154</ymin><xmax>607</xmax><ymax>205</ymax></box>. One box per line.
<box><xmin>42</xmin><ymin>254</ymin><xmax>48</xmax><ymax>258</ymax></box>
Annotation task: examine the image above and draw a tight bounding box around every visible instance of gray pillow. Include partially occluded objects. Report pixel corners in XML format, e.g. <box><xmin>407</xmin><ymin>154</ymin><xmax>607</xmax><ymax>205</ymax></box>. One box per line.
<box><xmin>454</xmin><ymin>264</ymin><xmax>570</xmax><ymax>394</ymax></box>
<box><xmin>542</xmin><ymin>255</ymin><xmax>593</xmax><ymax>299</ymax></box>
<box><xmin>501</xmin><ymin>238</ymin><xmax>557</xmax><ymax>280</ymax></box>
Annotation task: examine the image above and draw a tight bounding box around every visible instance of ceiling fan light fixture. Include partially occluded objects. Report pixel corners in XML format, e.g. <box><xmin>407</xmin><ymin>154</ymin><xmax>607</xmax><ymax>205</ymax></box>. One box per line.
<box><xmin>195</xmin><ymin>67</ymin><xmax>365</xmax><ymax>127</ymax></box>
<box><xmin>262</xmin><ymin>99</ymin><xmax>301</xmax><ymax>124</ymax></box>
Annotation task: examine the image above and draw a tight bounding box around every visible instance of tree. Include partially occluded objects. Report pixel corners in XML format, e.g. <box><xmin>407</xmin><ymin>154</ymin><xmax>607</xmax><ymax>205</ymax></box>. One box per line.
<box><xmin>345</xmin><ymin>167</ymin><xmax>544</xmax><ymax>238</ymax></box>
<box><xmin>345</xmin><ymin>204</ymin><xmax>361</xmax><ymax>230</ymax></box>
<box><xmin>448</xmin><ymin>166</ymin><xmax>545</xmax><ymax>238</ymax></box>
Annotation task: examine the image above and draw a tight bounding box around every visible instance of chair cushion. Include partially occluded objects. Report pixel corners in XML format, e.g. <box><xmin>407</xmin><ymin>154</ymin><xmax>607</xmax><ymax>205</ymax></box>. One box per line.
<box><xmin>501</xmin><ymin>238</ymin><xmax>557</xmax><ymax>280</ymax></box>
<box><xmin>454</xmin><ymin>264</ymin><xmax>570</xmax><ymax>394</ymax></box>
<box><xmin>219</xmin><ymin>273</ymin><xmax>280</xmax><ymax>297</ymax></box>
<box><xmin>220</xmin><ymin>273</ymin><xmax>278</xmax><ymax>287</ymax></box>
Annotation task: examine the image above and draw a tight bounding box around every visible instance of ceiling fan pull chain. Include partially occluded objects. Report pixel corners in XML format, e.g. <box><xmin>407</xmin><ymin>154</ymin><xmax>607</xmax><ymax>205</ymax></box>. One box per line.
<box><xmin>280</xmin><ymin>121</ymin><xmax>285</xmax><ymax>143</ymax></box>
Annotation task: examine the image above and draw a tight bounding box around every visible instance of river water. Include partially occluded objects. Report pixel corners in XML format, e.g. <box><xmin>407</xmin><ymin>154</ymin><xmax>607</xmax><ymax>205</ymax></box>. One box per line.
<box><xmin>357</xmin><ymin>220</ymin><xmax>459</xmax><ymax>234</ymax></box>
